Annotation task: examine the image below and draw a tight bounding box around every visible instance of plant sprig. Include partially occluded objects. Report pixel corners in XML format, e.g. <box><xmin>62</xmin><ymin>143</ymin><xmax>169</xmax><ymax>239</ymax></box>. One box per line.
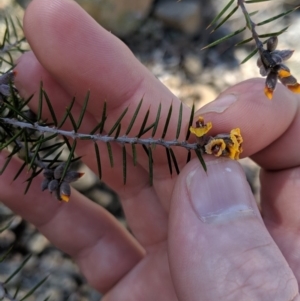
<box><xmin>0</xmin><ymin>2</ymin><xmax>299</xmax><ymax>202</ymax></box>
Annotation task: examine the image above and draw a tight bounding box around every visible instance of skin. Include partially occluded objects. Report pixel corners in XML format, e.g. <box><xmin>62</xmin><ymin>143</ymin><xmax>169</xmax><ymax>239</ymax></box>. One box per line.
<box><xmin>2</xmin><ymin>0</ymin><xmax>300</xmax><ymax>299</ymax></box>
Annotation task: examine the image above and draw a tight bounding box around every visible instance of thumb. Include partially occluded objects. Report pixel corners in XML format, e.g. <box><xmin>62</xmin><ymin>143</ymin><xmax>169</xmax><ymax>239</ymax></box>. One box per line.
<box><xmin>168</xmin><ymin>158</ymin><xmax>299</xmax><ymax>301</ymax></box>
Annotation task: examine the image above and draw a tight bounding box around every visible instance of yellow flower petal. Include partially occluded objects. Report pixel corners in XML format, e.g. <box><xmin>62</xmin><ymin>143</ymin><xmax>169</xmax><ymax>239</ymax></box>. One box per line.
<box><xmin>278</xmin><ymin>69</ymin><xmax>291</xmax><ymax>78</ymax></box>
<box><xmin>230</xmin><ymin>128</ymin><xmax>243</xmax><ymax>145</ymax></box>
<box><xmin>189</xmin><ymin>121</ymin><xmax>212</xmax><ymax>137</ymax></box>
<box><xmin>205</xmin><ymin>139</ymin><xmax>226</xmax><ymax>157</ymax></box>
<box><xmin>264</xmin><ymin>86</ymin><xmax>273</xmax><ymax>100</ymax></box>
<box><xmin>227</xmin><ymin>128</ymin><xmax>243</xmax><ymax>160</ymax></box>
<box><xmin>60</xmin><ymin>194</ymin><xmax>70</xmax><ymax>202</ymax></box>
<box><xmin>287</xmin><ymin>83</ymin><xmax>300</xmax><ymax>94</ymax></box>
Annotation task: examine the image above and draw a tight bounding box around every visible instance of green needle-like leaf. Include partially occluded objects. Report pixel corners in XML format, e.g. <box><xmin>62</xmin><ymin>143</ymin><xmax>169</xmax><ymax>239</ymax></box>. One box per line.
<box><xmin>122</xmin><ymin>144</ymin><xmax>127</xmax><ymax>185</ymax></box>
<box><xmin>37</xmin><ymin>81</ymin><xmax>43</xmax><ymax>121</ymax></box>
<box><xmin>0</xmin><ymin>156</ymin><xmax>12</xmax><ymax>175</ymax></box>
<box><xmin>131</xmin><ymin>143</ymin><xmax>137</xmax><ymax>166</ymax></box>
<box><xmin>32</xmin><ymin>133</ymin><xmax>58</xmax><ymax>146</ymax></box>
<box><xmin>47</xmin><ymin>150</ymin><xmax>64</xmax><ymax>168</ymax></box>
<box><xmin>108</xmin><ymin>107</ymin><xmax>128</xmax><ymax>136</ymax></box>
<box><xmin>245</xmin><ymin>0</ymin><xmax>271</xmax><ymax>3</ymax></box>
<box><xmin>176</xmin><ymin>102</ymin><xmax>183</xmax><ymax>140</ymax></box>
<box><xmin>60</xmin><ymin>139</ymin><xmax>77</xmax><ymax>182</ymax></box>
<box><xmin>195</xmin><ymin>149</ymin><xmax>207</xmax><ymax>172</ymax></box>
<box><xmin>1</xmin><ymin>27</ymin><xmax>8</xmax><ymax>48</ymax></box>
<box><xmin>162</xmin><ymin>103</ymin><xmax>172</xmax><ymax>139</ymax></box>
<box><xmin>258</xmin><ymin>26</ymin><xmax>289</xmax><ymax>38</ymax></box>
<box><xmin>235</xmin><ymin>37</ymin><xmax>253</xmax><ymax>46</ymax></box>
<box><xmin>13</xmin><ymin>284</ymin><xmax>21</xmax><ymax>299</ymax></box>
<box><xmin>3</xmin><ymin>100</ymin><xmax>34</xmax><ymax>124</ymax></box>
<box><xmin>186</xmin><ymin>150</ymin><xmax>191</xmax><ymax>163</ymax></box>
<box><xmin>114</xmin><ymin>123</ymin><xmax>121</xmax><ymax>139</ymax></box>
<box><xmin>4</xmin><ymin>254</ymin><xmax>32</xmax><ymax>284</ymax></box>
<box><xmin>0</xmin><ymin>220</ymin><xmax>13</xmax><ymax>234</ymax></box>
<box><xmin>202</xmin><ymin>27</ymin><xmax>246</xmax><ymax>50</ymax></box>
<box><xmin>24</xmin><ymin>167</ymin><xmax>43</xmax><ymax>195</ymax></box>
<box><xmin>9</xmin><ymin>16</ymin><xmax>18</xmax><ymax>39</ymax></box>
<box><xmin>137</xmin><ymin>108</ymin><xmax>150</xmax><ymax>138</ymax></box>
<box><xmin>66</xmin><ymin>107</ymin><xmax>78</xmax><ymax>132</ymax></box>
<box><xmin>106</xmin><ymin>142</ymin><xmax>114</xmax><ymax>167</ymax></box>
<box><xmin>28</xmin><ymin>136</ymin><xmax>43</xmax><ymax>170</ymax></box>
<box><xmin>185</xmin><ymin>103</ymin><xmax>195</xmax><ymax>141</ymax></box>
<box><xmin>19</xmin><ymin>94</ymin><xmax>34</xmax><ymax>110</ymax></box>
<box><xmin>77</xmin><ymin>90</ymin><xmax>90</xmax><ymax>130</ymax></box>
<box><xmin>43</xmin><ymin>90</ymin><xmax>57</xmax><ymax>126</ymax></box>
<box><xmin>39</xmin><ymin>141</ymin><xmax>64</xmax><ymax>152</ymax></box>
<box><xmin>23</xmin><ymin>131</ymin><xmax>29</xmax><ymax>164</ymax></box>
<box><xmin>211</xmin><ymin>5</ymin><xmax>239</xmax><ymax>33</ymax></box>
<box><xmin>257</xmin><ymin>7</ymin><xmax>299</xmax><ymax>26</ymax></box>
<box><xmin>20</xmin><ymin>276</ymin><xmax>49</xmax><ymax>301</ymax></box>
<box><xmin>249</xmin><ymin>10</ymin><xmax>259</xmax><ymax>16</ymax></box>
<box><xmin>207</xmin><ymin>0</ymin><xmax>234</xmax><ymax>29</ymax></box>
<box><xmin>4</xmin><ymin>17</ymin><xmax>9</xmax><ymax>41</ymax></box>
<box><xmin>240</xmin><ymin>47</ymin><xmax>259</xmax><ymax>64</ymax></box>
<box><xmin>140</xmin><ymin>122</ymin><xmax>155</xmax><ymax>136</ymax></box>
<box><xmin>62</xmin><ymin>136</ymin><xmax>72</xmax><ymax>152</ymax></box>
<box><xmin>94</xmin><ymin>142</ymin><xmax>102</xmax><ymax>179</ymax></box>
<box><xmin>0</xmin><ymin>129</ymin><xmax>23</xmax><ymax>150</ymax></box>
<box><xmin>0</xmin><ymin>245</ymin><xmax>13</xmax><ymax>262</ymax></box>
<box><xmin>99</xmin><ymin>101</ymin><xmax>107</xmax><ymax>134</ymax></box>
<box><xmin>42</xmin><ymin>143</ymin><xmax>64</xmax><ymax>160</ymax></box>
<box><xmin>152</xmin><ymin>103</ymin><xmax>161</xmax><ymax>137</ymax></box>
<box><xmin>126</xmin><ymin>98</ymin><xmax>143</xmax><ymax>135</ymax></box>
<box><xmin>169</xmin><ymin>148</ymin><xmax>180</xmax><ymax>174</ymax></box>
<box><xmin>90</xmin><ymin>102</ymin><xmax>108</xmax><ymax>135</ymax></box>
<box><xmin>57</xmin><ymin>97</ymin><xmax>75</xmax><ymax>128</ymax></box>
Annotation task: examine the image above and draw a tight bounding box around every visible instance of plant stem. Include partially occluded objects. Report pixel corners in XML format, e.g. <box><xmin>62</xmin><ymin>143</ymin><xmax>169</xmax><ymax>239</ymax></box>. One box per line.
<box><xmin>0</xmin><ymin>118</ymin><xmax>201</xmax><ymax>150</ymax></box>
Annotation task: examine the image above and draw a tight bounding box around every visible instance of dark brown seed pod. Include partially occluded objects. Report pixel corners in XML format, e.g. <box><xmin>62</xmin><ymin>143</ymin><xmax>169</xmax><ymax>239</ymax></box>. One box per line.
<box><xmin>272</xmin><ymin>49</ymin><xmax>294</xmax><ymax>62</ymax></box>
<box><xmin>54</xmin><ymin>163</ymin><xmax>66</xmax><ymax>179</ymax></box>
<box><xmin>48</xmin><ymin>179</ymin><xmax>59</xmax><ymax>193</ymax></box>
<box><xmin>0</xmin><ymin>71</ymin><xmax>14</xmax><ymax>85</ymax></box>
<box><xmin>43</xmin><ymin>169</ymin><xmax>54</xmax><ymax>179</ymax></box>
<box><xmin>41</xmin><ymin>178</ymin><xmax>50</xmax><ymax>191</ymax></box>
<box><xmin>267</xmin><ymin>36</ymin><xmax>278</xmax><ymax>52</ymax></box>
<box><xmin>279</xmin><ymin>75</ymin><xmax>298</xmax><ymax>86</ymax></box>
<box><xmin>63</xmin><ymin>171</ymin><xmax>84</xmax><ymax>183</ymax></box>
<box><xmin>59</xmin><ymin>181</ymin><xmax>71</xmax><ymax>202</ymax></box>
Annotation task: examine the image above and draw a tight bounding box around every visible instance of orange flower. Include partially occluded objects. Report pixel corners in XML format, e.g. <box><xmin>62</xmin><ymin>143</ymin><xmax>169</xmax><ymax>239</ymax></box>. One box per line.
<box><xmin>227</xmin><ymin>128</ymin><xmax>243</xmax><ymax>160</ymax></box>
<box><xmin>189</xmin><ymin>116</ymin><xmax>212</xmax><ymax>137</ymax></box>
<box><xmin>204</xmin><ymin>128</ymin><xmax>243</xmax><ymax>160</ymax></box>
<box><xmin>189</xmin><ymin>117</ymin><xmax>243</xmax><ymax>160</ymax></box>
<box><xmin>205</xmin><ymin>138</ymin><xmax>226</xmax><ymax>156</ymax></box>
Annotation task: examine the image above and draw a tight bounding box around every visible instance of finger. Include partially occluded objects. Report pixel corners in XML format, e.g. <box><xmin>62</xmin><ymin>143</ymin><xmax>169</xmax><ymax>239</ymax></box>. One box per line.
<box><xmin>14</xmin><ymin>52</ymin><xmax>168</xmax><ymax>247</ymax></box>
<box><xmin>0</xmin><ymin>153</ymin><xmax>144</xmax><ymax>293</ymax></box>
<box><xmin>169</xmin><ymin>158</ymin><xmax>299</xmax><ymax>300</ymax></box>
<box><xmin>195</xmin><ymin>78</ymin><xmax>299</xmax><ymax>168</ymax></box>
<box><xmin>17</xmin><ymin>0</ymin><xmax>191</xmax><ymax>172</ymax></box>
<box><xmin>261</xmin><ymin>166</ymin><xmax>300</xmax><ymax>285</ymax></box>
<box><xmin>185</xmin><ymin>78</ymin><xmax>300</xmax><ymax>298</ymax></box>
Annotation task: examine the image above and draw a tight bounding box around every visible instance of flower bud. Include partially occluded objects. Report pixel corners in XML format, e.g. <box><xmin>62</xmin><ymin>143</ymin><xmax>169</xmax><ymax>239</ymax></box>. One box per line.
<box><xmin>267</xmin><ymin>36</ymin><xmax>278</xmax><ymax>52</ymax></box>
<box><xmin>59</xmin><ymin>181</ymin><xmax>71</xmax><ymax>202</ymax></box>
<box><xmin>48</xmin><ymin>179</ymin><xmax>59</xmax><ymax>193</ymax></box>
<box><xmin>54</xmin><ymin>163</ymin><xmax>66</xmax><ymax>179</ymax></box>
<box><xmin>64</xmin><ymin>171</ymin><xmax>84</xmax><ymax>183</ymax></box>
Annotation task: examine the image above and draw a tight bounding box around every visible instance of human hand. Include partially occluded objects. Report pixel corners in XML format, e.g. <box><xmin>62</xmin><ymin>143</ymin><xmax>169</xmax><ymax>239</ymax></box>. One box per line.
<box><xmin>1</xmin><ymin>0</ymin><xmax>300</xmax><ymax>300</ymax></box>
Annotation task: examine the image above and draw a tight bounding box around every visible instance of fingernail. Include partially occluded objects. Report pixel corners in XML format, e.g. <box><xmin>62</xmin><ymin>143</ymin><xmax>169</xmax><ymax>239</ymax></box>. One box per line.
<box><xmin>186</xmin><ymin>159</ymin><xmax>255</xmax><ymax>223</ymax></box>
<box><xmin>198</xmin><ymin>93</ymin><xmax>238</xmax><ymax>114</ymax></box>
